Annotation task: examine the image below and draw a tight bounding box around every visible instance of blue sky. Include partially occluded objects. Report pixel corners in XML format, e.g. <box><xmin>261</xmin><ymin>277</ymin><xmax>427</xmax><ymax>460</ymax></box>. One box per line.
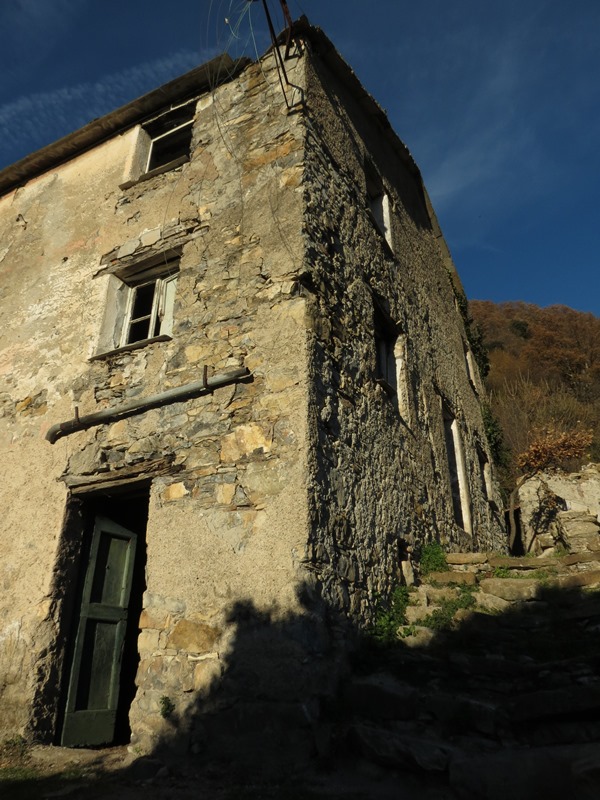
<box><xmin>1</xmin><ymin>0</ymin><xmax>599</xmax><ymax>314</ymax></box>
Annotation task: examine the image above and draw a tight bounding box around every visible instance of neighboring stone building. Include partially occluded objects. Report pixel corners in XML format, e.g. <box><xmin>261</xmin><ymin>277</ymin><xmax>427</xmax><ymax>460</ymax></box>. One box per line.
<box><xmin>0</xmin><ymin>21</ymin><xmax>504</xmax><ymax>755</ymax></box>
<box><xmin>518</xmin><ymin>465</ymin><xmax>600</xmax><ymax>553</ymax></box>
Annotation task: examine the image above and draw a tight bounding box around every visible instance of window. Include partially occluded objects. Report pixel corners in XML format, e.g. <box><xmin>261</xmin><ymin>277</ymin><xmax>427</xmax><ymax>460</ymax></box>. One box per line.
<box><xmin>464</xmin><ymin>343</ymin><xmax>479</xmax><ymax>392</ymax></box>
<box><xmin>143</xmin><ymin>102</ymin><xmax>195</xmax><ymax>173</ymax></box>
<box><xmin>121</xmin><ymin>269</ymin><xmax>178</xmax><ymax>346</ymax></box>
<box><xmin>374</xmin><ymin>304</ymin><xmax>398</xmax><ymax>393</ymax></box>
<box><xmin>366</xmin><ymin>165</ymin><xmax>392</xmax><ymax>248</ymax></box>
<box><xmin>94</xmin><ymin>255</ymin><xmax>179</xmax><ymax>357</ymax></box>
<box><xmin>478</xmin><ymin>447</ymin><xmax>494</xmax><ymax>505</ymax></box>
<box><xmin>442</xmin><ymin>403</ymin><xmax>472</xmax><ymax>533</ymax></box>
<box><xmin>121</xmin><ymin>102</ymin><xmax>196</xmax><ymax>188</ymax></box>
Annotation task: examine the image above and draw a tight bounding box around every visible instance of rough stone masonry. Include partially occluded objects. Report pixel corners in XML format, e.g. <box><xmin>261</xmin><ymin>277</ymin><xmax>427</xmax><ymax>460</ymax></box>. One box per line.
<box><xmin>0</xmin><ymin>22</ymin><xmax>504</xmax><ymax>756</ymax></box>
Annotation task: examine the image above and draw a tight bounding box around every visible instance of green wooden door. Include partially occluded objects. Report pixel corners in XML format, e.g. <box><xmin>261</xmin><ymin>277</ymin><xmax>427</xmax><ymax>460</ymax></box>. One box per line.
<box><xmin>61</xmin><ymin>516</ymin><xmax>137</xmax><ymax>747</ymax></box>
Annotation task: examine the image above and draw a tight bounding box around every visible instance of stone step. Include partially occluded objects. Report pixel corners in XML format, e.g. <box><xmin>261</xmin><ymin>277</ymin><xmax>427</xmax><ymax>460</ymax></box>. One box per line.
<box><xmin>507</xmin><ymin>685</ymin><xmax>600</xmax><ymax>724</ymax></box>
<box><xmin>350</xmin><ymin>722</ymin><xmax>454</xmax><ymax>773</ymax></box>
<box><xmin>449</xmin><ymin>743</ymin><xmax>600</xmax><ymax>800</ymax></box>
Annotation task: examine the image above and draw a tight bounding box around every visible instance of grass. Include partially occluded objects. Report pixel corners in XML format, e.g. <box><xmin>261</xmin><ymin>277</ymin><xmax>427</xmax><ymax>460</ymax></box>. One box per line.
<box><xmin>419</xmin><ymin>542</ymin><xmax>447</xmax><ymax>576</ymax></box>
<box><xmin>419</xmin><ymin>584</ymin><xmax>477</xmax><ymax>631</ymax></box>
<box><xmin>493</xmin><ymin>566</ymin><xmax>558</xmax><ymax>581</ymax></box>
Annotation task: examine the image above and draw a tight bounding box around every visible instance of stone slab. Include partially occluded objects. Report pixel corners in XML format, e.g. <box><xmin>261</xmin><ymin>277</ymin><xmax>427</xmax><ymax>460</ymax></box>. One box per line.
<box><xmin>446</xmin><ymin>553</ymin><xmax>489</xmax><ymax>565</ymax></box>
<box><xmin>479</xmin><ymin>578</ymin><xmax>539</xmax><ymax>602</ymax></box>
<box><xmin>488</xmin><ymin>556</ymin><xmax>544</xmax><ymax>570</ymax></box>
<box><xmin>427</xmin><ymin>570</ymin><xmax>477</xmax><ymax>585</ymax></box>
<box><xmin>345</xmin><ymin>673</ymin><xmax>418</xmax><ymax>721</ymax></box>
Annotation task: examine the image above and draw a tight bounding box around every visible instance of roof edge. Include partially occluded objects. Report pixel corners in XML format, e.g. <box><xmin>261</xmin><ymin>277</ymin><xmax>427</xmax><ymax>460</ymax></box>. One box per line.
<box><xmin>0</xmin><ymin>53</ymin><xmax>250</xmax><ymax>197</ymax></box>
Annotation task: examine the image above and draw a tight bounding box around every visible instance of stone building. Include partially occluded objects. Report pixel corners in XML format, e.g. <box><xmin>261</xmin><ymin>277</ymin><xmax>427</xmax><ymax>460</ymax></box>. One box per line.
<box><xmin>0</xmin><ymin>21</ymin><xmax>504</xmax><ymax>754</ymax></box>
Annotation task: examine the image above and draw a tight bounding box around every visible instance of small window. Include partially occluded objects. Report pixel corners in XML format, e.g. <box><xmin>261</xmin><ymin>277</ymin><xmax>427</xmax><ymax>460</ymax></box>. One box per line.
<box><xmin>478</xmin><ymin>447</ymin><xmax>494</xmax><ymax>504</ymax></box>
<box><xmin>366</xmin><ymin>166</ymin><xmax>392</xmax><ymax>248</ymax></box>
<box><xmin>464</xmin><ymin>344</ymin><xmax>479</xmax><ymax>392</ymax></box>
<box><xmin>143</xmin><ymin>103</ymin><xmax>195</xmax><ymax>173</ymax></box>
<box><xmin>374</xmin><ymin>303</ymin><xmax>399</xmax><ymax>394</ymax></box>
<box><xmin>94</xmin><ymin>256</ymin><xmax>179</xmax><ymax>357</ymax></box>
<box><xmin>120</xmin><ymin>103</ymin><xmax>196</xmax><ymax>189</ymax></box>
<box><xmin>121</xmin><ymin>270</ymin><xmax>178</xmax><ymax>346</ymax></box>
<box><xmin>442</xmin><ymin>403</ymin><xmax>472</xmax><ymax>533</ymax></box>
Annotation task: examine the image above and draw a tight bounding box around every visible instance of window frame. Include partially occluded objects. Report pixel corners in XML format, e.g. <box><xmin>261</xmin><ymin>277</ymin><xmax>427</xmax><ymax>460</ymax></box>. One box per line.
<box><xmin>119</xmin><ymin>101</ymin><xmax>196</xmax><ymax>190</ymax></box>
<box><xmin>119</xmin><ymin>267</ymin><xmax>178</xmax><ymax>348</ymax></box>
<box><xmin>92</xmin><ymin>254</ymin><xmax>179</xmax><ymax>360</ymax></box>
<box><xmin>144</xmin><ymin>109</ymin><xmax>195</xmax><ymax>174</ymax></box>
<box><xmin>442</xmin><ymin>402</ymin><xmax>473</xmax><ymax>534</ymax></box>
<box><xmin>365</xmin><ymin>163</ymin><xmax>393</xmax><ymax>249</ymax></box>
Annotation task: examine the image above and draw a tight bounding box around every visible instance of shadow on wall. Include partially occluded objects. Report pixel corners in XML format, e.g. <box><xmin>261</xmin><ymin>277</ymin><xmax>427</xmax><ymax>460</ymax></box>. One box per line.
<box><xmin>6</xmin><ymin>581</ymin><xmax>600</xmax><ymax>798</ymax></box>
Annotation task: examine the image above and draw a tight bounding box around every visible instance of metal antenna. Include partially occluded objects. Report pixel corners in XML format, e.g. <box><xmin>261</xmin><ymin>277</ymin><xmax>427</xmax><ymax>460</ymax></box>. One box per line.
<box><xmin>247</xmin><ymin>0</ymin><xmax>295</xmax><ymax>108</ymax></box>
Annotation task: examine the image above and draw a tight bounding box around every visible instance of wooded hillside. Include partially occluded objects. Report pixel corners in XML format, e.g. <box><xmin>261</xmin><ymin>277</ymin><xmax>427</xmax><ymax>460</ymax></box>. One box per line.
<box><xmin>470</xmin><ymin>301</ymin><xmax>600</xmax><ymax>479</ymax></box>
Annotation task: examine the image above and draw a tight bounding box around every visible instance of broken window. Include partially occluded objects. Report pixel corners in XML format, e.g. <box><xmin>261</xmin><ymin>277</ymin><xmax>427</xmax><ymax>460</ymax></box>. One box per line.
<box><xmin>94</xmin><ymin>255</ymin><xmax>179</xmax><ymax>357</ymax></box>
<box><xmin>143</xmin><ymin>102</ymin><xmax>195</xmax><ymax>173</ymax></box>
<box><xmin>121</xmin><ymin>270</ymin><xmax>178</xmax><ymax>346</ymax></box>
<box><xmin>442</xmin><ymin>403</ymin><xmax>472</xmax><ymax>533</ymax></box>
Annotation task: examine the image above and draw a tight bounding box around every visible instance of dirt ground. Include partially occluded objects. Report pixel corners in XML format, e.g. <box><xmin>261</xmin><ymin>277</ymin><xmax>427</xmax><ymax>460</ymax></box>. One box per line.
<box><xmin>1</xmin><ymin>742</ymin><xmax>456</xmax><ymax>800</ymax></box>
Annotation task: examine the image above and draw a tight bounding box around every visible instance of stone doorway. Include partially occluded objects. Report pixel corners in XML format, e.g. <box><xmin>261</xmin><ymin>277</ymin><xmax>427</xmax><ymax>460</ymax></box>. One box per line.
<box><xmin>54</xmin><ymin>486</ymin><xmax>149</xmax><ymax>747</ymax></box>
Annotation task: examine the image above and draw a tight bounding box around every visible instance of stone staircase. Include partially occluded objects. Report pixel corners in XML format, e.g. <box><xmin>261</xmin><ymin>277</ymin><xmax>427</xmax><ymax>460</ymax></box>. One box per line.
<box><xmin>338</xmin><ymin>526</ymin><xmax>600</xmax><ymax>798</ymax></box>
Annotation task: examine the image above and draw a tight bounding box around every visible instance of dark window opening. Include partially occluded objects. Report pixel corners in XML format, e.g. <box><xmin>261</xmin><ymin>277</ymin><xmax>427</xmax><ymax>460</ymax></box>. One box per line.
<box><xmin>144</xmin><ymin>102</ymin><xmax>195</xmax><ymax>173</ymax></box>
<box><xmin>120</xmin><ymin>259</ymin><xmax>179</xmax><ymax>347</ymax></box>
<box><xmin>365</xmin><ymin>164</ymin><xmax>392</xmax><ymax>247</ymax></box>
<box><xmin>374</xmin><ymin>303</ymin><xmax>399</xmax><ymax>394</ymax></box>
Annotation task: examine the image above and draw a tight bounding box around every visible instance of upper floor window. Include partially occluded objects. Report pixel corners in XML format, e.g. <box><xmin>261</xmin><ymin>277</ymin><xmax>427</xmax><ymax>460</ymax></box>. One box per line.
<box><xmin>143</xmin><ymin>102</ymin><xmax>195</xmax><ymax>173</ymax></box>
<box><xmin>120</xmin><ymin>102</ymin><xmax>196</xmax><ymax>189</ymax></box>
<box><xmin>365</xmin><ymin>164</ymin><xmax>392</xmax><ymax>248</ymax></box>
<box><xmin>374</xmin><ymin>305</ymin><xmax>398</xmax><ymax>392</ymax></box>
<box><xmin>121</xmin><ymin>268</ymin><xmax>178</xmax><ymax>346</ymax></box>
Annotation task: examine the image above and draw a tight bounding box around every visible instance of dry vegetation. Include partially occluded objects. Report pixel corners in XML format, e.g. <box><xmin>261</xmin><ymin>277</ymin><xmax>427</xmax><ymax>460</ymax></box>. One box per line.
<box><xmin>471</xmin><ymin>301</ymin><xmax>600</xmax><ymax>485</ymax></box>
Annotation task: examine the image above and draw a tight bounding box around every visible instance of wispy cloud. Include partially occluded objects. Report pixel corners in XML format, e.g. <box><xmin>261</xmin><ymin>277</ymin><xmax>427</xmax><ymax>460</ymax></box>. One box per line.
<box><xmin>0</xmin><ymin>50</ymin><xmax>220</xmax><ymax>168</ymax></box>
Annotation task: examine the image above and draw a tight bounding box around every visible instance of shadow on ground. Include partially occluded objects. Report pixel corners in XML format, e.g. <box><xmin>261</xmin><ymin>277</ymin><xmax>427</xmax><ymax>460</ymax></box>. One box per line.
<box><xmin>4</xmin><ymin>581</ymin><xmax>600</xmax><ymax>798</ymax></box>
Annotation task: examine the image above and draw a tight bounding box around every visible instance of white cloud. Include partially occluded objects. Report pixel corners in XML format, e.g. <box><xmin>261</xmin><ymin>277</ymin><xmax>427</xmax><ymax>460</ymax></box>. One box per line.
<box><xmin>0</xmin><ymin>49</ymin><xmax>221</xmax><ymax>167</ymax></box>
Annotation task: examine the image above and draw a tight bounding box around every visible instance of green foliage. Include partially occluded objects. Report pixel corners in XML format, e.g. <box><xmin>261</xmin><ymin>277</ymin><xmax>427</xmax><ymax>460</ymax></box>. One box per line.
<box><xmin>482</xmin><ymin>403</ymin><xmax>509</xmax><ymax>469</ymax></box>
<box><xmin>492</xmin><ymin>567</ymin><xmax>512</xmax><ymax>578</ymax></box>
<box><xmin>370</xmin><ymin>585</ymin><xmax>410</xmax><ymax>644</ymax></box>
<box><xmin>159</xmin><ymin>695</ymin><xmax>175</xmax><ymax>719</ymax></box>
<box><xmin>420</xmin><ymin>585</ymin><xmax>476</xmax><ymax>631</ymax></box>
<box><xmin>419</xmin><ymin>542</ymin><xmax>448</xmax><ymax>576</ymax></box>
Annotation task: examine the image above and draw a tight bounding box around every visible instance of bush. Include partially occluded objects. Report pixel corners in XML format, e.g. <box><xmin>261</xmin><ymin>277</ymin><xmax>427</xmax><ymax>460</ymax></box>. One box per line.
<box><xmin>420</xmin><ymin>585</ymin><xmax>476</xmax><ymax>631</ymax></box>
<box><xmin>419</xmin><ymin>542</ymin><xmax>447</xmax><ymax>576</ymax></box>
<box><xmin>370</xmin><ymin>585</ymin><xmax>410</xmax><ymax>644</ymax></box>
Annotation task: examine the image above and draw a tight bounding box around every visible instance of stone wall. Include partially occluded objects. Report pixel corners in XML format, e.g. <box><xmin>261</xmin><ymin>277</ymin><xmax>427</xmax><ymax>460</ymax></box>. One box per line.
<box><xmin>300</xmin><ymin>38</ymin><xmax>505</xmax><ymax>624</ymax></box>
<box><xmin>519</xmin><ymin>465</ymin><xmax>600</xmax><ymax>552</ymax></box>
